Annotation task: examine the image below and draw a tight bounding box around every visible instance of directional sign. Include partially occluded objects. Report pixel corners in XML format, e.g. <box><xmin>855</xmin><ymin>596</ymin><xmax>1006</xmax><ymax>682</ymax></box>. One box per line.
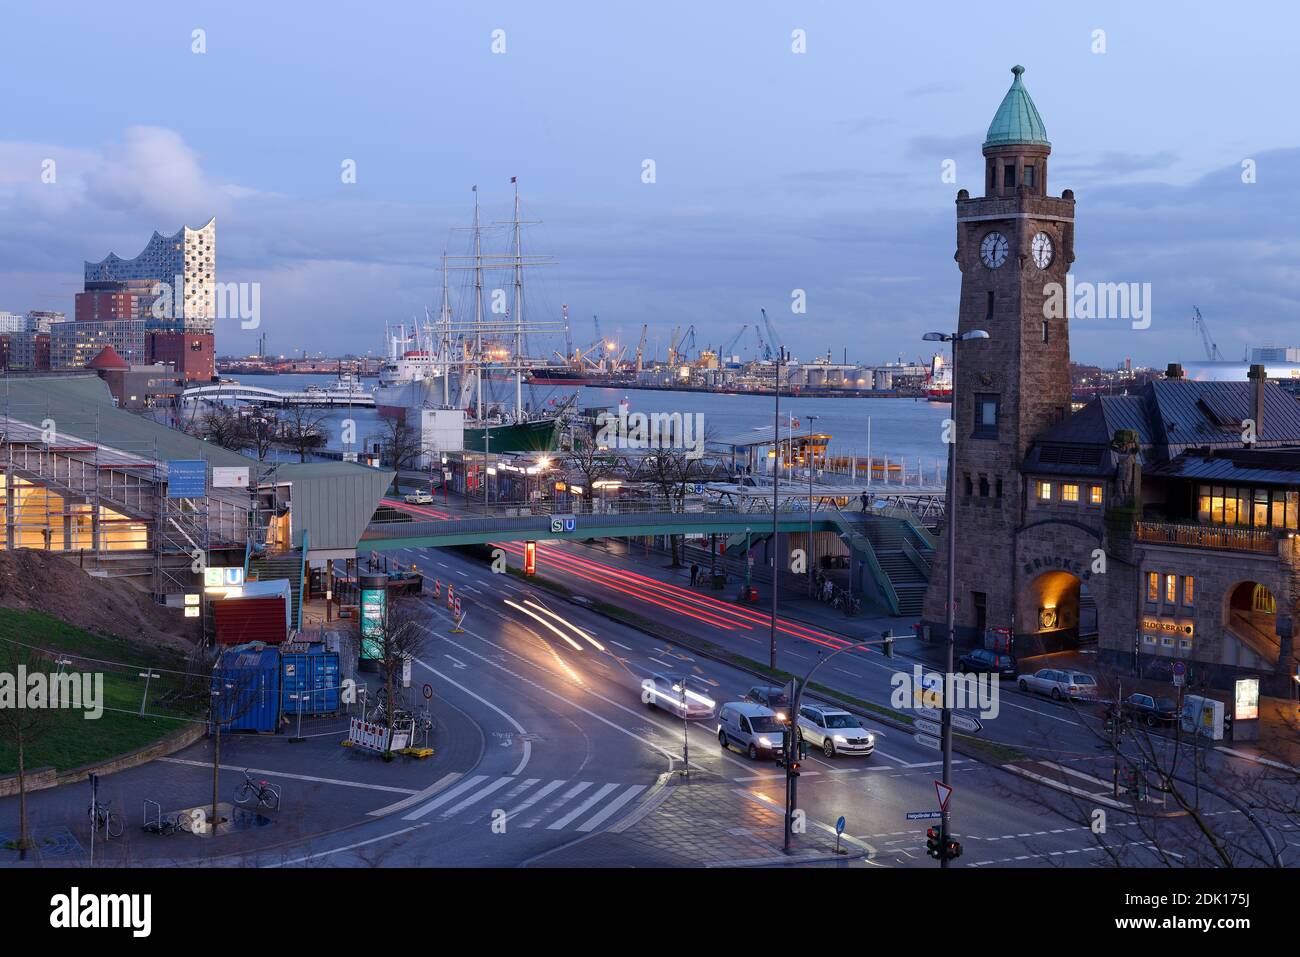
<box><xmin>935</xmin><ymin>780</ymin><xmax>953</xmax><ymax>812</ymax></box>
<box><xmin>916</xmin><ymin>706</ymin><xmax>943</xmax><ymax>722</ymax></box>
<box><xmin>906</xmin><ymin>810</ymin><xmax>943</xmax><ymax>821</ymax></box>
<box><xmin>914</xmin><ymin>718</ymin><xmax>942</xmax><ymax>736</ymax></box>
<box><xmin>950</xmin><ymin>713</ymin><xmax>983</xmax><ymax>734</ymax></box>
<box><xmin>835</xmin><ymin>815</ymin><xmax>846</xmax><ymax>836</ymax></box>
<box><xmin>913</xmin><ymin>732</ymin><xmax>941</xmax><ymax>751</ymax></box>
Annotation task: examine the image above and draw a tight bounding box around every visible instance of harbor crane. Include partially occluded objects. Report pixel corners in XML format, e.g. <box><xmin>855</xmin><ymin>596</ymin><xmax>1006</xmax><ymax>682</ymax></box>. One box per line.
<box><xmin>719</xmin><ymin>324</ymin><xmax>748</xmax><ymax>361</ymax></box>
<box><xmin>635</xmin><ymin>323</ymin><xmax>648</xmax><ymax>372</ymax></box>
<box><xmin>759</xmin><ymin>308</ymin><xmax>784</xmax><ymax>356</ymax></box>
<box><xmin>754</xmin><ymin>324</ymin><xmax>772</xmax><ymax>361</ymax></box>
<box><xmin>1193</xmin><ymin>306</ymin><xmax>1225</xmax><ymax>361</ymax></box>
<box><xmin>669</xmin><ymin>325</ymin><xmax>696</xmax><ymax>365</ymax></box>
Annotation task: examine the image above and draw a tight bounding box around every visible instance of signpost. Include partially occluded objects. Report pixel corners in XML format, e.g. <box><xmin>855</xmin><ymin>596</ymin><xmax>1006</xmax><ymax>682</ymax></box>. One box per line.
<box><xmin>1172</xmin><ymin>660</ymin><xmax>1186</xmax><ymax>688</ymax></box>
<box><xmin>915</xmin><ymin>718</ymin><xmax>942</xmax><ymax>736</ymax></box>
<box><xmin>906</xmin><ymin>810</ymin><xmax>943</xmax><ymax>821</ymax></box>
<box><xmin>950</xmin><ymin>713</ymin><xmax>983</xmax><ymax>734</ymax></box>
<box><xmin>913</xmin><ymin>731</ymin><xmax>941</xmax><ymax>750</ymax></box>
<box><xmin>935</xmin><ymin>780</ymin><xmax>953</xmax><ymax>812</ymax></box>
<box><xmin>834</xmin><ymin>815</ymin><xmax>847</xmax><ymax>855</ymax></box>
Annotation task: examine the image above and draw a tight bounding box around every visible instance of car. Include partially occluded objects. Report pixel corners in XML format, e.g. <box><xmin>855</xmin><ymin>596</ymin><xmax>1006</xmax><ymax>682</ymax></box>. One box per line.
<box><xmin>718</xmin><ymin>701</ymin><xmax>787</xmax><ymax>761</ymax></box>
<box><xmin>1017</xmin><ymin>668</ymin><xmax>1099</xmax><ymax>701</ymax></box>
<box><xmin>404</xmin><ymin>491</ymin><xmax>434</xmax><ymax>504</ymax></box>
<box><xmin>796</xmin><ymin>704</ymin><xmax>875</xmax><ymax>758</ymax></box>
<box><xmin>641</xmin><ymin>673</ymin><xmax>716</xmax><ymax>720</ymax></box>
<box><xmin>744</xmin><ymin>685</ymin><xmax>791</xmax><ymax>722</ymax></box>
<box><xmin>1120</xmin><ymin>692</ymin><xmax>1179</xmax><ymax>728</ymax></box>
<box><xmin>958</xmin><ymin>648</ymin><xmax>1017</xmax><ymax>678</ymax></box>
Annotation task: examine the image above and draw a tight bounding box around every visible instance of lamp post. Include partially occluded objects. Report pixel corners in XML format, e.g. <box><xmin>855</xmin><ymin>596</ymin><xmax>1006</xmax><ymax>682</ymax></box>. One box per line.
<box><xmin>770</xmin><ymin>347</ymin><xmax>786</xmax><ymax>670</ymax></box>
<box><xmin>805</xmin><ymin>414</ymin><xmax>820</xmax><ymax>598</ymax></box>
<box><xmin>921</xmin><ymin>327</ymin><xmax>988</xmax><ymax>868</ymax></box>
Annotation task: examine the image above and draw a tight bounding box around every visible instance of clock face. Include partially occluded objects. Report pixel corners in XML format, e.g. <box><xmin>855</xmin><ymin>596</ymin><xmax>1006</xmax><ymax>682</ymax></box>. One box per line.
<box><xmin>1031</xmin><ymin>231</ymin><xmax>1054</xmax><ymax>269</ymax></box>
<box><xmin>980</xmin><ymin>231</ymin><xmax>1009</xmax><ymax>269</ymax></box>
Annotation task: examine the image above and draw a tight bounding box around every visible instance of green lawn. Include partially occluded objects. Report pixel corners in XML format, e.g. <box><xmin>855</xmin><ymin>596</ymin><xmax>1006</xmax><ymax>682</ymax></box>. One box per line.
<box><xmin>0</xmin><ymin>609</ymin><xmax>205</xmax><ymax>775</ymax></box>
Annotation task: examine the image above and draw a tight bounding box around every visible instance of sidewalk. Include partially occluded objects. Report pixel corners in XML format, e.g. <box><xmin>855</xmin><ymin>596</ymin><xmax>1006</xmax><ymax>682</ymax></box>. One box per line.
<box><xmin>525</xmin><ymin>773</ymin><xmax>867</xmax><ymax>868</ymax></box>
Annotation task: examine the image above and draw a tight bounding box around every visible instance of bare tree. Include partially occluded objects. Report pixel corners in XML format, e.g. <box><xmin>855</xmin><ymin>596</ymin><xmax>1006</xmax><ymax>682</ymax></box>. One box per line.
<box><xmin>566</xmin><ymin>427</ymin><xmax>625</xmax><ymax>513</ymax></box>
<box><xmin>371</xmin><ymin>599</ymin><xmax>426</xmax><ymax>758</ymax></box>
<box><xmin>280</xmin><ymin>404</ymin><xmax>330</xmax><ymax>463</ymax></box>
<box><xmin>0</xmin><ymin>639</ymin><xmax>60</xmax><ymax>857</ymax></box>
<box><xmin>240</xmin><ymin>410</ymin><xmax>277</xmax><ymax>462</ymax></box>
<box><xmin>197</xmin><ymin>405</ymin><xmax>245</xmax><ymax>451</ymax></box>
<box><xmin>377</xmin><ymin>418</ymin><xmax>425</xmax><ymax>473</ymax></box>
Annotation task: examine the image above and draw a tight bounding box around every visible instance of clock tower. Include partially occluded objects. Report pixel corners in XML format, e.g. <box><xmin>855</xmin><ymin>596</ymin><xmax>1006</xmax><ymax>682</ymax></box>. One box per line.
<box><xmin>922</xmin><ymin>65</ymin><xmax>1075</xmax><ymax>642</ymax></box>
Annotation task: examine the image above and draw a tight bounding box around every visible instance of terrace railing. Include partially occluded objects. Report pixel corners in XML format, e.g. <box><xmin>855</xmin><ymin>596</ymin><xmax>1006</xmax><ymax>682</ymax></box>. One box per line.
<box><xmin>1135</xmin><ymin>521</ymin><xmax>1279</xmax><ymax>556</ymax></box>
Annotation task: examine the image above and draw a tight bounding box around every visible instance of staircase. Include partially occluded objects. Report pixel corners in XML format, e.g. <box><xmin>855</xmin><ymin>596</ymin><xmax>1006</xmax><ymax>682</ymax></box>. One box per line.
<box><xmin>249</xmin><ymin>548</ymin><xmax>305</xmax><ymax>633</ymax></box>
<box><xmin>852</xmin><ymin>515</ymin><xmax>934</xmax><ymax>617</ymax></box>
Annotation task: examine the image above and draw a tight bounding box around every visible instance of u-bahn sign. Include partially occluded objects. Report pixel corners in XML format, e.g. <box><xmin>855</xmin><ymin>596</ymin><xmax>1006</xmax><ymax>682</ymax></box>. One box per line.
<box><xmin>550</xmin><ymin>515</ymin><xmax>577</xmax><ymax>533</ymax></box>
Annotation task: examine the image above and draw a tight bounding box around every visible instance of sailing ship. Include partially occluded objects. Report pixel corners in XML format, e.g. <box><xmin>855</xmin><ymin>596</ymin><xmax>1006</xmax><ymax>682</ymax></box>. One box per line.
<box><xmin>375</xmin><ymin>180</ymin><xmax>572</xmax><ymax>452</ymax></box>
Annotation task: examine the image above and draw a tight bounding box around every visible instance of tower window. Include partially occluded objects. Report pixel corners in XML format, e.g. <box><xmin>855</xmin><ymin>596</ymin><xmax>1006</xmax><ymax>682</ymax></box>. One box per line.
<box><xmin>1003</xmin><ymin>164</ymin><xmax>1015</xmax><ymax>188</ymax></box>
<box><xmin>1147</xmin><ymin>572</ymin><xmax>1159</xmax><ymax>602</ymax></box>
<box><xmin>974</xmin><ymin>393</ymin><xmax>999</xmax><ymax>438</ymax></box>
<box><xmin>1036</xmin><ymin>480</ymin><xmax>1052</xmax><ymax>502</ymax></box>
<box><xmin>979</xmin><ymin>475</ymin><xmax>989</xmax><ymax>497</ymax></box>
<box><xmin>1023</xmin><ymin>165</ymin><xmax>1036</xmax><ymax>188</ymax></box>
<box><xmin>1042</xmin><ymin>320</ymin><xmax>1050</xmax><ymax>343</ymax></box>
<box><xmin>963</xmin><ymin>473</ymin><xmax>973</xmax><ymax>497</ymax></box>
<box><xmin>985</xmin><ymin>291</ymin><xmax>994</xmax><ymax>322</ymax></box>
<box><xmin>1089</xmin><ymin>485</ymin><xmax>1104</xmax><ymax>505</ymax></box>
<box><xmin>996</xmin><ymin>477</ymin><xmax>1003</xmax><ymax>498</ymax></box>
<box><xmin>1061</xmin><ymin>483</ymin><xmax>1079</xmax><ymax>502</ymax></box>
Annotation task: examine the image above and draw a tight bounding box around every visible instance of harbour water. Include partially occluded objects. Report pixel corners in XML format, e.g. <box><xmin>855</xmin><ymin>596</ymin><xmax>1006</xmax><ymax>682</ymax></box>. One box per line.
<box><xmin>234</xmin><ymin>373</ymin><xmax>950</xmax><ymax>470</ymax></box>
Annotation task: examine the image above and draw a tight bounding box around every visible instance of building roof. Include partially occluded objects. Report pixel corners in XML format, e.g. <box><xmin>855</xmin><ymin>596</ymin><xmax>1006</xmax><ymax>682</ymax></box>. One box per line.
<box><xmin>1024</xmin><ymin>378</ymin><xmax>1300</xmax><ymax>478</ymax></box>
<box><xmin>0</xmin><ymin>374</ymin><xmax>393</xmax><ymax>554</ymax></box>
<box><xmin>1146</xmin><ymin>448</ymin><xmax>1300</xmax><ymax>486</ymax></box>
<box><xmin>86</xmin><ymin>345</ymin><xmax>129</xmax><ymax>370</ymax></box>
<box><xmin>983</xmin><ymin>65</ymin><xmax>1051</xmax><ymax>150</ymax></box>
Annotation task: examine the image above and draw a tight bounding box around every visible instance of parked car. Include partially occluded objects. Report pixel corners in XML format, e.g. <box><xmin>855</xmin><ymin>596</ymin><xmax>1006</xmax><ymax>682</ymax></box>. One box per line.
<box><xmin>1121</xmin><ymin>692</ymin><xmax>1179</xmax><ymax>727</ymax></box>
<box><xmin>796</xmin><ymin>705</ymin><xmax>875</xmax><ymax>758</ymax></box>
<box><xmin>1016</xmin><ymin>668</ymin><xmax>1099</xmax><ymax>701</ymax></box>
<box><xmin>404</xmin><ymin>491</ymin><xmax>434</xmax><ymax>504</ymax></box>
<box><xmin>744</xmin><ymin>685</ymin><xmax>791</xmax><ymax>721</ymax></box>
<box><xmin>642</xmin><ymin>673</ymin><xmax>716</xmax><ymax>720</ymax></box>
<box><xmin>958</xmin><ymin>648</ymin><xmax>1017</xmax><ymax>678</ymax></box>
<box><xmin>718</xmin><ymin>701</ymin><xmax>786</xmax><ymax>760</ymax></box>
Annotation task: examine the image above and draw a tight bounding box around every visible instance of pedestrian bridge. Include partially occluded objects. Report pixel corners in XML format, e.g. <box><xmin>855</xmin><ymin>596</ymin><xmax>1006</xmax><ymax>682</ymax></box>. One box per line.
<box><xmin>181</xmin><ymin>383</ymin><xmax>375</xmax><ymax>408</ymax></box>
<box><xmin>361</xmin><ymin>509</ymin><xmax>838</xmax><ymax>550</ymax></box>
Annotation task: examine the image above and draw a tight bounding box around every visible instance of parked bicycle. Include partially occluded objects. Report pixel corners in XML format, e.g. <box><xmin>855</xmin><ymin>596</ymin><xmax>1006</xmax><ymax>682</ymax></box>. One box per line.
<box><xmin>88</xmin><ymin>799</ymin><xmax>124</xmax><ymax>838</ymax></box>
<box><xmin>233</xmin><ymin>769</ymin><xmax>280</xmax><ymax>811</ymax></box>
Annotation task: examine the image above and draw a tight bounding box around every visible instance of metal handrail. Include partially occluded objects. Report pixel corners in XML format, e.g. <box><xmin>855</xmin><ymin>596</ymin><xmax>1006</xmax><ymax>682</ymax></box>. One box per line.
<box><xmin>1135</xmin><ymin>521</ymin><xmax>1279</xmax><ymax>555</ymax></box>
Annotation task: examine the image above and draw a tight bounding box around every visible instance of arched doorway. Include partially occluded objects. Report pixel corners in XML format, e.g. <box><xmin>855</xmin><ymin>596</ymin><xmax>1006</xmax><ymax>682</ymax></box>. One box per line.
<box><xmin>1021</xmin><ymin>569</ymin><xmax>1082</xmax><ymax>655</ymax></box>
<box><xmin>1226</xmin><ymin>581</ymin><xmax>1279</xmax><ymax>660</ymax></box>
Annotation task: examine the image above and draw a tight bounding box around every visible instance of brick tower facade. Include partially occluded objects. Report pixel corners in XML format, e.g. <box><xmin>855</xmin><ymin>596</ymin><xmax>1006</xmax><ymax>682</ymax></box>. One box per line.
<box><xmin>923</xmin><ymin>66</ymin><xmax>1076</xmax><ymax>643</ymax></box>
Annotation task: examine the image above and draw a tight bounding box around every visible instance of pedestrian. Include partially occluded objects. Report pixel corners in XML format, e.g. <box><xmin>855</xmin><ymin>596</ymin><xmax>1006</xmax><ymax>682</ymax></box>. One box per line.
<box><xmin>690</xmin><ymin>562</ymin><xmax>700</xmax><ymax>587</ymax></box>
<box><xmin>860</xmin><ymin>491</ymin><xmax>869</xmax><ymax>512</ymax></box>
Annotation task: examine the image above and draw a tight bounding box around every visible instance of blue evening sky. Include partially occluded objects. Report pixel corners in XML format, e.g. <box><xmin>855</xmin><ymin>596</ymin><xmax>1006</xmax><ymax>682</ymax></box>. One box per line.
<box><xmin>1</xmin><ymin>1</ymin><xmax>1296</xmax><ymax>367</ymax></box>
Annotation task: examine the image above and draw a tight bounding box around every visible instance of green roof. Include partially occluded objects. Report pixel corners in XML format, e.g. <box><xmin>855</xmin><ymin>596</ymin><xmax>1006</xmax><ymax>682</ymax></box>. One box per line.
<box><xmin>983</xmin><ymin>65</ymin><xmax>1050</xmax><ymax>149</ymax></box>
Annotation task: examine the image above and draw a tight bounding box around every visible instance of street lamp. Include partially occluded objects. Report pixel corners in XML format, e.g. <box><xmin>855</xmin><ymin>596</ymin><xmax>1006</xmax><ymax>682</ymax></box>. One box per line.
<box><xmin>805</xmin><ymin>414</ymin><xmax>820</xmax><ymax>598</ymax></box>
<box><xmin>921</xmin><ymin>327</ymin><xmax>988</xmax><ymax>868</ymax></box>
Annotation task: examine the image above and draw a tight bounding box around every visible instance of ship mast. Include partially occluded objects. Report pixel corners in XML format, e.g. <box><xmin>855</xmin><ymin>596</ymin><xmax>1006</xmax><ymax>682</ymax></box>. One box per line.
<box><xmin>441</xmin><ymin>251</ymin><xmax>451</xmax><ymax>406</ymax></box>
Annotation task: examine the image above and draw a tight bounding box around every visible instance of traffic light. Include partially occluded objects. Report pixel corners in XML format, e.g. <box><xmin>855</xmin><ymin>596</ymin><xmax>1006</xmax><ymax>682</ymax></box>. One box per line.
<box><xmin>926</xmin><ymin>826</ymin><xmax>942</xmax><ymax>859</ymax></box>
<box><xmin>882</xmin><ymin>629</ymin><xmax>894</xmax><ymax>657</ymax></box>
<box><xmin>943</xmin><ymin>837</ymin><xmax>962</xmax><ymax>861</ymax></box>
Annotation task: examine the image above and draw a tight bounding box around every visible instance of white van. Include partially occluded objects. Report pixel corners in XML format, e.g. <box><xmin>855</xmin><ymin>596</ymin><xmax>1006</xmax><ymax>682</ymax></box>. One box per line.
<box><xmin>718</xmin><ymin>701</ymin><xmax>786</xmax><ymax>761</ymax></box>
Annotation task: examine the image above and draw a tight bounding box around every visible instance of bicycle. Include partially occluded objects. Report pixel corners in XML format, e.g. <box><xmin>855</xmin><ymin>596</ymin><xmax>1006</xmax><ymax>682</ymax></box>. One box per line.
<box><xmin>89</xmin><ymin>800</ymin><xmax>124</xmax><ymax>839</ymax></box>
<box><xmin>233</xmin><ymin>769</ymin><xmax>280</xmax><ymax>811</ymax></box>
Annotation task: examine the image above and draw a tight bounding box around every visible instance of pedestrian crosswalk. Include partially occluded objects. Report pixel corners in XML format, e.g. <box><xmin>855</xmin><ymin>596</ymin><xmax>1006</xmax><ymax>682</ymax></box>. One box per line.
<box><xmin>402</xmin><ymin>773</ymin><xmax>648</xmax><ymax>833</ymax></box>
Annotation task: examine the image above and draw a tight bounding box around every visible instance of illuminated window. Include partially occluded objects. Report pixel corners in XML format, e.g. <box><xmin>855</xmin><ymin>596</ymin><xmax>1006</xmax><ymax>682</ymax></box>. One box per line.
<box><xmin>1036</xmin><ymin>481</ymin><xmax>1052</xmax><ymax>501</ymax></box>
<box><xmin>1183</xmin><ymin>576</ymin><xmax>1194</xmax><ymax>605</ymax></box>
<box><xmin>1165</xmin><ymin>575</ymin><xmax>1177</xmax><ymax>604</ymax></box>
<box><xmin>1089</xmin><ymin>485</ymin><xmax>1103</xmax><ymax>505</ymax></box>
<box><xmin>1146</xmin><ymin>572</ymin><xmax>1159</xmax><ymax>602</ymax></box>
<box><xmin>1061</xmin><ymin>483</ymin><xmax>1079</xmax><ymax>502</ymax></box>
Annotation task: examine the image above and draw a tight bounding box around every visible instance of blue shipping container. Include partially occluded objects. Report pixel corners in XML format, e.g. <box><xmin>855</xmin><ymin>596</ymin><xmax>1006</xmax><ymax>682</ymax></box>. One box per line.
<box><xmin>212</xmin><ymin>644</ymin><xmax>282</xmax><ymax>733</ymax></box>
<box><xmin>280</xmin><ymin>644</ymin><xmax>341</xmax><ymax>716</ymax></box>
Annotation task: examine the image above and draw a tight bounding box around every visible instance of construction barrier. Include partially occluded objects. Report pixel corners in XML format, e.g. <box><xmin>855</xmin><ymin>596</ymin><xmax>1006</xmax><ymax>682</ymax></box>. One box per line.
<box><xmin>347</xmin><ymin>718</ymin><xmax>390</xmax><ymax>753</ymax></box>
<box><xmin>433</xmin><ymin>580</ymin><xmax>441</xmax><ymax>599</ymax></box>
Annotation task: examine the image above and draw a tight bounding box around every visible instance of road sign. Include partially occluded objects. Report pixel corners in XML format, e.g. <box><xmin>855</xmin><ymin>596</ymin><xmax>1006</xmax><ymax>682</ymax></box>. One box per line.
<box><xmin>913</xmin><ymin>732</ymin><xmax>941</xmax><ymax>751</ymax></box>
<box><xmin>916</xmin><ymin>706</ymin><xmax>942</xmax><ymax>722</ymax></box>
<box><xmin>914</xmin><ymin>718</ymin><xmax>942</xmax><ymax>736</ymax></box>
<box><xmin>550</xmin><ymin>515</ymin><xmax>577</xmax><ymax>533</ymax></box>
<box><xmin>422</xmin><ymin>683</ymin><xmax>433</xmax><ymax>701</ymax></box>
<box><xmin>1172</xmin><ymin>661</ymin><xmax>1186</xmax><ymax>675</ymax></box>
<box><xmin>835</xmin><ymin>815</ymin><xmax>846</xmax><ymax>836</ymax></box>
<box><xmin>906</xmin><ymin>810</ymin><xmax>943</xmax><ymax>821</ymax></box>
<box><xmin>950</xmin><ymin>713</ymin><xmax>983</xmax><ymax>734</ymax></box>
<box><xmin>935</xmin><ymin>780</ymin><xmax>953</xmax><ymax>812</ymax></box>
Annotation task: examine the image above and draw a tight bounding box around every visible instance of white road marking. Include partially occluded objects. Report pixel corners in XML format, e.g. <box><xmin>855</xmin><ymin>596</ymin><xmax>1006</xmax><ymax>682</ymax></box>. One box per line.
<box><xmin>265</xmin><ymin>824</ymin><xmax>428</xmax><ymax>867</ymax></box>
<box><xmin>609</xmin><ymin>640</ymin><xmax>633</xmax><ymax>651</ymax></box>
<box><xmin>526</xmin><ymin>781</ymin><xmax>592</xmax><ymax>828</ymax></box>
<box><xmin>1002</xmin><ymin>763</ymin><xmax>1126</xmax><ymax>809</ymax></box>
<box><xmin>415</xmin><ymin>657</ymin><xmax>531</xmax><ymax>776</ymax></box>
<box><xmin>576</xmin><ymin>784</ymin><xmax>647</xmax><ymax>832</ymax></box>
<box><xmin>158</xmin><ymin>758</ymin><xmax>417</xmax><ymax>794</ymax></box>
<box><xmin>402</xmin><ymin>774</ymin><xmax>491</xmax><ymax>820</ymax></box>
<box><xmin>502</xmin><ymin>779</ymin><xmax>566</xmax><ymax>823</ymax></box>
<box><xmin>548</xmin><ymin>783</ymin><xmax>620</xmax><ymax>829</ymax></box>
<box><xmin>1216</xmin><ymin>746</ymin><xmax>1299</xmax><ymax>772</ymax></box>
<box><xmin>368</xmin><ymin>772</ymin><xmax>462</xmax><ymax>817</ymax></box>
<box><xmin>440</xmin><ymin>775</ymin><xmax>517</xmax><ymax>818</ymax></box>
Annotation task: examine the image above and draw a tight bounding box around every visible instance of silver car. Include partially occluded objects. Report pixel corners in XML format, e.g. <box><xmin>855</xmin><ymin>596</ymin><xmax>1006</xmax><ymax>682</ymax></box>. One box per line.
<box><xmin>642</xmin><ymin>673</ymin><xmax>716</xmax><ymax>719</ymax></box>
<box><xmin>797</xmin><ymin>705</ymin><xmax>875</xmax><ymax>758</ymax></box>
<box><xmin>1017</xmin><ymin>668</ymin><xmax>1099</xmax><ymax>701</ymax></box>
